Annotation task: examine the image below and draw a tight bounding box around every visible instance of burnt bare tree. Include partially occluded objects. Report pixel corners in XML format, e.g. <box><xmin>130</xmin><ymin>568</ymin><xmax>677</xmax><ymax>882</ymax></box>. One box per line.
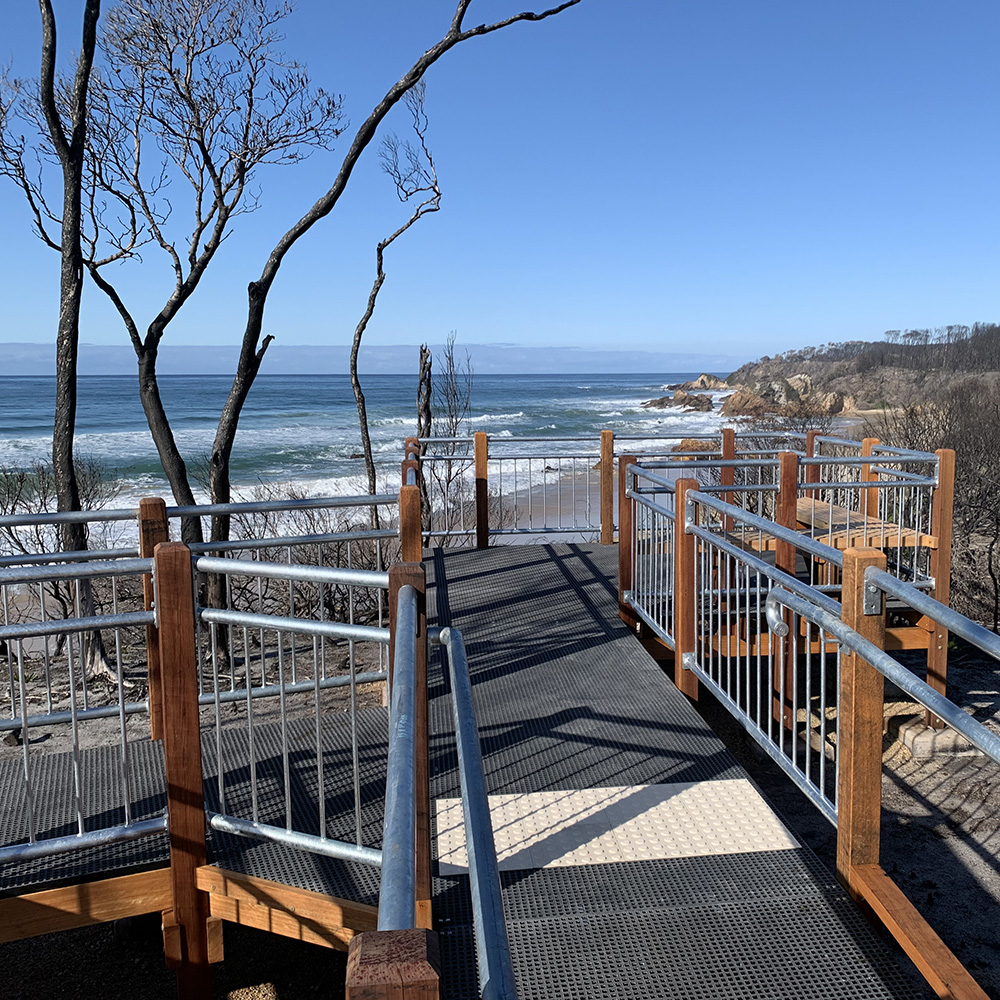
<box><xmin>86</xmin><ymin>0</ymin><xmax>344</xmax><ymax>539</ymax></box>
<box><xmin>349</xmin><ymin>83</ymin><xmax>441</xmax><ymax>508</ymax></box>
<box><xmin>207</xmin><ymin>0</ymin><xmax>581</xmax><ymax>546</ymax></box>
<box><xmin>1</xmin><ymin>0</ymin><xmax>344</xmax><ymax>544</ymax></box>
<box><xmin>4</xmin><ymin>0</ymin><xmax>582</xmax><ymax>553</ymax></box>
<box><xmin>427</xmin><ymin>332</ymin><xmax>475</xmax><ymax>542</ymax></box>
<box><xmin>0</xmin><ymin>0</ymin><xmax>102</xmax><ymax>553</ymax></box>
<box><xmin>417</xmin><ymin>344</ymin><xmax>433</xmax><ymax>535</ymax></box>
<box><xmin>867</xmin><ymin>376</ymin><xmax>1000</xmax><ymax>628</ymax></box>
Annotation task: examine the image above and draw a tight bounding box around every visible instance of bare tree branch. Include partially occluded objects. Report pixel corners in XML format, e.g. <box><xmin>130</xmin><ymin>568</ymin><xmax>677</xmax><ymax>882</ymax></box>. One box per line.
<box><xmin>350</xmin><ymin>82</ymin><xmax>442</xmax><ymax>506</ymax></box>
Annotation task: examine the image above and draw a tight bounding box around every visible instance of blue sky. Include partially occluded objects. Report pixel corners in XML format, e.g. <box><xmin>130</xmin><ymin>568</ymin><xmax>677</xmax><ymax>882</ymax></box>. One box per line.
<box><xmin>1</xmin><ymin>0</ymin><xmax>998</xmax><ymax>361</ymax></box>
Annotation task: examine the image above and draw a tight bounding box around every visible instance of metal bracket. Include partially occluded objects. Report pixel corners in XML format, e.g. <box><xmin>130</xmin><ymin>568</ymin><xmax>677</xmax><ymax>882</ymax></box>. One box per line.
<box><xmin>764</xmin><ymin>590</ymin><xmax>789</xmax><ymax>637</ymax></box>
<box><xmin>863</xmin><ymin>581</ymin><xmax>884</xmax><ymax>616</ymax></box>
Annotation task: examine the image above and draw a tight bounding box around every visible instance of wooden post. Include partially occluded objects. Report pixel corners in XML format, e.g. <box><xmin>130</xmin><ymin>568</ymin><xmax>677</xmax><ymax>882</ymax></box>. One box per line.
<box><xmin>775</xmin><ymin>451</ymin><xmax>800</xmax><ymax>575</ymax></box>
<box><xmin>861</xmin><ymin>437</ymin><xmax>880</xmax><ymax>519</ymax></box>
<box><xmin>400</xmin><ymin>459</ymin><xmax>422</xmax><ymax>564</ymax></box>
<box><xmin>139</xmin><ymin>497</ymin><xmax>169</xmax><ymax>741</ymax></box>
<box><xmin>154</xmin><ymin>542</ymin><xmax>212</xmax><ymax>1000</ymax></box>
<box><xmin>926</xmin><ymin>448</ymin><xmax>955</xmax><ymax>728</ymax></box>
<box><xmin>346</xmin><ymin>928</ymin><xmax>440</xmax><ymax>999</ymax></box>
<box><xmin>837</xmin><ymin>547</ymin><xmax>887</xmax><ymax>891</ymax></box>
<box><xmin>474</xmin><ymin>431</ymin><xmax>488</xmax><ymax>549</ymax></box>
<box><xmin>617</xmin><ymin>455</ymin><xmax>638</xmax><ymax>630</ymax></box>
<box><xmin>403</xmin><ymin>435</ymin><xmax>420</xmax><ymax>462</ymax></box>
<box><xmin>673</xmin><ymin>478</ymin><xmax>699</xmax><ymax>700</ymax></box>
<box><xmin>600</xmin><ymin>429</ymin><xmax>614</xmax><ymax>545</ymax></box>
<box><xmin>720</xmin><ymin>428</ymin><xmax>735</xmax><ymax>531</ymax></box>
<box><xmin>388</xmin><ymin>563</ymin><xmax>431</xmax><ymax>930</ymax></box>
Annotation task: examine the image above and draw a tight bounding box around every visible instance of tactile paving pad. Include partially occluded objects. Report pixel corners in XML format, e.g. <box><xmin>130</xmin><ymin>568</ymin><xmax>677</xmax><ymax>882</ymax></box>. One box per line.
<box><xmin>435</xmin><ymin>781</ymin><xmax>798</xmax><ymax>873</ymax></box>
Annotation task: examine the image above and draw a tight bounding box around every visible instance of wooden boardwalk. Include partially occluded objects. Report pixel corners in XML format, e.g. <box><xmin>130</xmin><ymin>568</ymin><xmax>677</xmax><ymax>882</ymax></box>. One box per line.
<box><xmin>425</xmin><ymin>544</ymin><xmax>929</xmax><ymax>999</ymax></box>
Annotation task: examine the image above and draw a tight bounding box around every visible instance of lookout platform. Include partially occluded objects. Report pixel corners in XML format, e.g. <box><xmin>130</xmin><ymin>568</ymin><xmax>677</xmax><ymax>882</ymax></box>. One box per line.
<box><xmin>424</xmin><ymin>544</ymin><xmax>928</xmax><ymax>999</ymax></box>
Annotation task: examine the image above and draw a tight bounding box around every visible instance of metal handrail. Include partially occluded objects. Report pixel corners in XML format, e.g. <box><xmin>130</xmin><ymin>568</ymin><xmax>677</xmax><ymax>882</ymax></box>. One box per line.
<box><xmin>198</xmin><ymin>606</ymin><xmax>389</xmax><ymax>645</ymax></box>
<box><xmin>0</xmin><ymin>557</ymin><xmax>152</xmax><ymax>586</ymax></box>
<box><xmin>765</xmin><ymin>587</ymin><xmax>1000</xmax><ymax>762</ymax></box>
<box><xmin>0</xmin><ymin>610</ymin><xmax>154</xmax><ymax>643</ymax></box>
<box><xmin>167</xmin><ymin>494</ymin><xmax>397</xmax><ymax>518</ymax></box>
<box><xmin>193</xmin><ymin>555</ymin><xmax>389</xmax><ymax>591</ymax></box>
<box><xmin>0</xmin><ymin>507</ymin><xmax>138</xmax><ymax>527</ymax></box>
<box><xmin>799</xmin><ymin>478</ymin><xmax>936</xmax><ymax>491</ymax></box>
<box><xmin>865</xmin><ymin>568</ymin><xmax>1000</xmax><ymax>662</ymax></box>
<box><xmin>0</xmin><ymin>547</ymin><xmax>140</xmax><ymax>567</ymax></box>
<box><xmin>187</xmin><ymin>528</ymin><xmax>395</xmax><ymax>554</ymax></box>
<box><xmin>206</xmin><ymin>813</ymin><xmax>382</xmax><ymax>867</ymax></box>
<box><xmin>378</xmin><ymin>585</ymin><xmax>419</xmax><ymax>931</ymax></box>
<box><xmin>799</xmin><ymin>455</ymin><xmax>936</xmax><ymax>468</ymax></box>
<box><xmin>0</xmin><ymin>816</ymin><xmax>169</xmax><ymax>866</ymax></box>
<box><xmin>439</xmin><ymin>626</ymin><xmax>519</xmax><ymax>1000</ymax></box>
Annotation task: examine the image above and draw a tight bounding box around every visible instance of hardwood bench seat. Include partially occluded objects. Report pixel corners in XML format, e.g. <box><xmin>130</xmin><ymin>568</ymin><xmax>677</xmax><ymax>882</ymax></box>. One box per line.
<box><xmin>795</xmin><ymin>498</ymin><xmax>937</xmax><ymax>551</ymax></box>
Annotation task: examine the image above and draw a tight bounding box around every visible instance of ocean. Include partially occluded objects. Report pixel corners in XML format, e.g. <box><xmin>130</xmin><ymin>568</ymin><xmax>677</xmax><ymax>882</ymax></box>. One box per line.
<box><xmin>0</xmin><ymin>372</ymin><xmax>732</xmax><ymax>503</ymax></box>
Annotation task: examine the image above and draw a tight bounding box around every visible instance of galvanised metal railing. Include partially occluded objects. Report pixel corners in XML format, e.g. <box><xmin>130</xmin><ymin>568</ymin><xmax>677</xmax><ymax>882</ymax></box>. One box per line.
<box><xmin>765</xmin><ymin>585</ymin><xmax>1000</xmax><ymax>762</ymax></box>
<box><xmin>193</xmin><ymin>555</ymin><xmax>392</xmax><ymax>862</ymax></box>
<box><xmin>684</xmin><ymin>492</ymin><xmax>845</xmax><ymax>821</ymax></box>
<box><xmin>413</xmin><ymin>430</ymin><xmax>761</xmax><ymax>547</ymax></box>
<box><xmin>620</xmin><ymin>453</ymin><xmax>992</xmax><ymax>997</ymax></box>
<box><xmin>377</xmin><ymin>584</ymin><xmax>420</xmax><ymax>930</ymax></box>
<box><xmin>0</xmin><ymin>557</ymin><xmax>164</xmax><ymax>866</ymax></box>
<box><xmin>410</xmin><ymin>430</ymin><xmax>946</xmax><ymax>566</ymax></box>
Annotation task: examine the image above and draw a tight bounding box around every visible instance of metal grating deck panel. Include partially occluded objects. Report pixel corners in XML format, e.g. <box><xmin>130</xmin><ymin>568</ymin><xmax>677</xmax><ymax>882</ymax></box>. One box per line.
<box><xmin>425</xmin><ymin>545</ymin><xmax>931</xmax><ymax>999</ymax></box>
<box><xmin>0</xmin><ymin>709</ymin><xmax>388</xmax><ymax>904</ymax></box>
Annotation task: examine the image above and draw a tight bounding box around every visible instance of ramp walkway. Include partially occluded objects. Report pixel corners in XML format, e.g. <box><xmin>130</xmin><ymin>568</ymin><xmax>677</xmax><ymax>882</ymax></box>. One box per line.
<box><xmin>425</xmin><ymin>543</ymin><xmax>929</xmax><ymax>999</ymax></box>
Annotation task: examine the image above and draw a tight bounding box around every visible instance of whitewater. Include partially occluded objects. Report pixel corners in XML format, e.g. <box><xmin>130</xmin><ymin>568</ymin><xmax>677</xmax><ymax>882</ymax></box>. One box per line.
<box><xmin>0</xmin><ymin>372</ymin><xmax>733</xmax><ymax>505</ymax></box>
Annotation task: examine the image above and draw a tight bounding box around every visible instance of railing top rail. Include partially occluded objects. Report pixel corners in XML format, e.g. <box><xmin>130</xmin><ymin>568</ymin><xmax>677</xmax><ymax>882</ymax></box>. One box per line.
<box><xmin>638</xmin><ymin>457</ymin><xmax>780</xmax><ymax>470</ymax></box>
<box><xmin>629</xmin><ymin>467</ymin><xmax>676</xmax><ymax>492</ymax></box>
<box><xmin>0</xmin><ymin>507</ymin><xmax>138</xmax><ymax>528</ymax></box>
<box><xmin>0</xmin><ymin>546</ymin><xmax>139</xmax><ymax>568</ymax></box>
<box><xmin>489</xmin><ymin>452</ymin><xmax>600</xmax><ymax>460</ymax></box>
<box><xmin>734</xmin><ymin>430</ymin><xmax>806</xmax><ymax>441</ymax></box>
<box><xmin>616</xmin><ymin>432</ymin><xmax>721</xmax><ymax>441</ymax></box>
<box><xmin>167</xmin><ymin>494</ymin><xmax>397</xmax><ymax>518</ymax></box>
<box><xmin>799</xmin><ymin>454</ymin><xmax>936</xmax><ymax>467</ymax></box>
<box><xmin>814</xmin><ymin>435</ymin><xmax>865</xmax><ymax>448</ymax></box>
<box><xmin>768</xmin><ymin>587</ymin><xmax>1000</xmax><ymax>763</ymax></box>
<box><xmin>488</xmin><ymin>435</ymin><xmax>600</xmax><ymax>443</ymax></box>
<box><xmin>800</xmin><ymin>478</ymin><xmax>937</xmax><ymax>491</ymax></box>
<box><xmin>735</xmin><ymin>448</ymin><xmax>805</xmax><ymax>456</ymax></box>
<box><xmin>415</xmin><ymin>436</ymin><xmax>474</xmax><ymax>443</ymax></box>
<box><xmin>0</xmin><ymin>556</ymin><xmax>152</xmax><ymax>586</ymax></box>
<box><xmin>193</xmin><ymin>555</ymin><xmax>389</xmax><ymax>591</ymax></box>
<box><xmin>689</xmin><ymin>491</ymin><xmax>846</xmax><ymax>569</ymax></box>
<box><xmin>186</xmin><ymin>528</ymin><xmax>395</xmax><ymax>555</ymax></box>
<box><xmin>866</xmin><ymin>567</ymin><xmax>1000</xmax><ymax>663</ymax></box>
<box><xmin>871</xmin><ymin>444</ymin><xmax>939</xmax><ymax>458</ymax></box>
